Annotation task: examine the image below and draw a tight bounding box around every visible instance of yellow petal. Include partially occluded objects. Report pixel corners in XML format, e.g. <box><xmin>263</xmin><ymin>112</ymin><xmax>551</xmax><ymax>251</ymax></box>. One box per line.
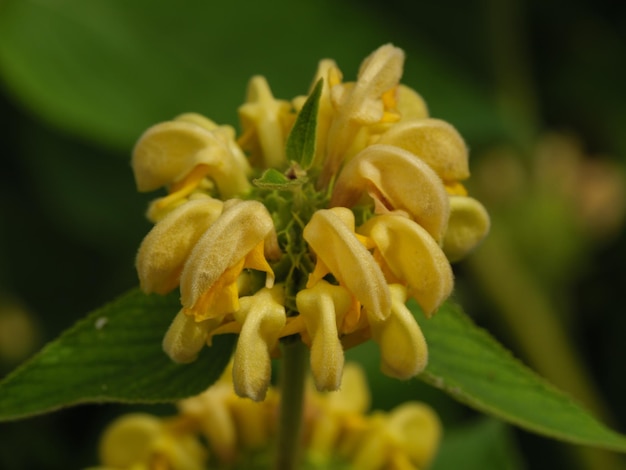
<box><xmin>238</xmin><ymin>75</ymin><xmax>292</xmax><ymax>168</ymax></box>
<box><xmin>175</xmin><ymin>113</ymin><xmax>252</xmax><ymax>179</ymax></box>
<box><xmin>370</xmin><ymin>284</ymin><xmax>428</xmax><ymax>379</ymax></box>
<box><xmin>303</xmin><ymin>209</ymin><xmax>391</xmax><ymax>322</ymax></box>
<box><xmin>177</xmin><ymin>384</ymin><xmax>238</xmax><ymax>464</ymax></box>
<box><xmin>180</xmin><ymin>200</ymin><xmax>276</xmax><ymax>320</ymax></box>
<box><xmin>228</xmin><ymin>394</ymin><xmax>273</xmax><ymax>449</ymax></box>
<box><xmin>136</xmin><ymin>198</ymin><xmax>224</xmax><ymax>295</ymax></box>
<box><xmin>359</xmin><ymin>214</ymin><xmax>453</xmax><ymax>316</ymax></box>
<box><xmin>99</xmin><ymin>413</ymin><xmax>206</xmax><ymax>470</ymax></box>
<box><xmin>331</xmin><ymin>144</ymin><xmax>450</xmax><ymax>242</ymax></box>
<box><xmin>162</xmin><ymin>310</ymin><xmax>215</xmax><ymax>364</ymax></box>
<box><xmin>99</xmin><ymin>413</ymin><xmax>163</xmax><ymax>467</ymax></box>
<box><xmin>321</xmin><ymin>44</ymin><xmax>405</xmax><ymax>184</ymax></box>
<box><xmin>132</xmin><ymin>119</ymin><xmax>251</xmax><ymax>198</ymax></box>
<box><xmin>396</xmin><ymin>84</ymin><xmax>429</xmax><ymax>120</ymax></box>
<box><xmin>232</xmin><ymin>287</ymin><xmax>286</xmax><ymax>401</ymax></box>
<box><xmin>376</xmin><ymin>118</ymin><xmax>469</xmax><ymax>181</ymax></box>
<box><xmin>296</xmin><ymin>280</ymin><xmax>352</xmax><ymax>391</ymax></box>
<box><xmin>443</xmin><ymin>196</ymin><xmax>491</xmax><ymax>262</ymax></box>
<box><xmin>324</xmin><ymin>362</ymin><xmax>371</xmax><ymax>414</ymax></box>
<box><xmin>387</xmin><ymin>402</ymin><xmax>442</xmax><ymax>468</ymax></box>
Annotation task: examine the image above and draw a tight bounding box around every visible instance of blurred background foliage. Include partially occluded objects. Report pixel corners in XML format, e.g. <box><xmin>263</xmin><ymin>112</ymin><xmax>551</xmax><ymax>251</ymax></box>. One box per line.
<box><xmin>0</xmin><ymin>0</ymin><xmax>625</xmax><ymax>468</ymax></box>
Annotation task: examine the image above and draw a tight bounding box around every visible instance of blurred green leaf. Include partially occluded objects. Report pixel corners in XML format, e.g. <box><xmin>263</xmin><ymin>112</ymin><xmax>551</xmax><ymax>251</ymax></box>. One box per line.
<box><xmin>432</xmin><ymin>418</ymin><xmax>524</xmax><ymax>470</ymax></box>
<box><xmin>286</xmin><ymin>78</ymin><xmax>322</xmax><ymax>168</ymax></box>
<box><xmin>0</xmin><ymin>0</ymin><xmax>505</xmax><ymax>150</ymax></box>
<box><xmin>416</xmin><ymin>300</ymin><xmax>626</xmax><ymax>452</ymax></box>
<box><xmin>0</xmin><ymin>289</ymin><xmax>235</xmax><ymax>421</ymax></box>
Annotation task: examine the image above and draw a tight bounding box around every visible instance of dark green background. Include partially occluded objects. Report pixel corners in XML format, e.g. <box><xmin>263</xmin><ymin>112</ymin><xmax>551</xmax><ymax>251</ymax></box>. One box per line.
<box><xmin>1</xmin><ymin>0</ymin><xmax>625</xmax><ymax>468</ymax></box>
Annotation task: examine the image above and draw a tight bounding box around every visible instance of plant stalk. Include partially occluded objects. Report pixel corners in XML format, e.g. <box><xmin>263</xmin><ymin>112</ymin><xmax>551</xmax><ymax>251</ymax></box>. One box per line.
<box><xmin>275</xmin><ymin>338</ymin><xmax>309</xmax><ymax>470</ymax></box>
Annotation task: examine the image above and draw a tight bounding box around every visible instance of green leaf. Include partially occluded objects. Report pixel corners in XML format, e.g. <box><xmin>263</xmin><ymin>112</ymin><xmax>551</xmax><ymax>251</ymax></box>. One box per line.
<box><xmin>285</xmin><ymin>78</ymin><xmax>323</xmax><ymax>168</ymax></box>
<box><xmin>415</xmin><ymin>300</ymin><xmax>626</xmax><ymax>452</ymax></box>
<box><xmin>0</xmin><ymin>289</ymin><xmax>235</xmax><ymax>421</ymax></box>
<box><xmin>432</xmin><ymin>418</ymin><xmax>524</xmax><ymax>470</ymax></box>
<box><xmin>253</xmin><ymin>168</ymin><xmax>307</xmax><ymax>190</ymax></box>
<box><xmin>0</xmin><ymin>1</ymin><xmax>507</xmax><ymax>151</ymax></box>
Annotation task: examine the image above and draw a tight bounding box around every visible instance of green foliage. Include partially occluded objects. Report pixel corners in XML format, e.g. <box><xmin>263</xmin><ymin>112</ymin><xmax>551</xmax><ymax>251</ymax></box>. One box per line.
<box><xmin>415</xmin><ymin>300</ymin><xmax>626</xmax><ymax>451</ymax></box>
<box><xmin>253</xmin><ymin>168</ymin><xmax>307</xmax><ymax>191</ymax></box>
<box><xmin>0</xmin><ymin>289</ymin><xmax>235</xmax><ymax>421</ymax></box>
<box><xmin>432</xmin><ymin>418</ymin><xmax>525</xmax><ymax>470</ymax></box>
<box><xmin>286</xmin><ymin>78</ymin><xmax>323</xmax><ymax>169</ymax></box>
<box><xmin>1</xmin><ymin>292</ymin><xmax>625</xmax><ymax>454</ymax></box>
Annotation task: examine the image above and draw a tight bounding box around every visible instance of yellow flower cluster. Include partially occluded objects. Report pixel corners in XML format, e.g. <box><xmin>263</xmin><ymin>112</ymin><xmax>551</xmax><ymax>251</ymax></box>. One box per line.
<box><xmin>132</xmin><ymin>44</ymin><xmax>489</xmax><ymax>401</ymax></box>
<box><xmin>96</xmin><ymin>363</ymin><xmax>441</xmax><ymax>470</ymax></box>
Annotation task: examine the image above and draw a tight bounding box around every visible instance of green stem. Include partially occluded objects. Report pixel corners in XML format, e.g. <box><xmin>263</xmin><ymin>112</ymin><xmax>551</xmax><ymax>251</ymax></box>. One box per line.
<box><xmin>275</xmin><ymin>338</ymin><xmax>309</xmax><ymax>470</ymax></box>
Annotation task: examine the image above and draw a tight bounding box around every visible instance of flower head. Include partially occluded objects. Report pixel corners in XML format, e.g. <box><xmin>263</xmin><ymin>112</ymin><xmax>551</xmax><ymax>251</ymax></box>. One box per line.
<box><xmin>132</xmin><ymin>43</ymin><xmax>489</xmax><ymax>400</ymax></box>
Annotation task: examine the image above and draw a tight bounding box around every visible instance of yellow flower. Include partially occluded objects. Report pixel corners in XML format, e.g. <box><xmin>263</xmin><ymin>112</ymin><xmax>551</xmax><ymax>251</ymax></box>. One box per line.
<box><xmin>331</xmin><ymin>144</ymin><xmax>450</xmax><ymax>242</ymax></box>
<box><xmin>320</xmin><ymin>44</ymin><xmax>405</xmax><ymax>184</ymax></box>
<box><xmin>136</xmin><ymin>197</ymin><xmax>224</xmax><ymax>295</ymax></box>
<box><xmin>306</xmin><ymin>362</ymin><xmax>371</xmax><ymax>462</ymax></box>
<box><xmin>296</xmin><ymin>280</ymin><xmax>352</xmax><ymax>391</ymax></box>
<box><xmin>358</xmin><ymin>214</ymin><xmax>453</xmax><ymax>316</ymax></box>
<box><xmin>443</xmin><ymin>195</ymin><xmax>491</xmax><ymax>262</ymax></box>
<box><xmin>98</xmin><ymin>413</ymin><xmax>207</xmax><ymax>470</ymax></box>
<box><xmin>96</xmin><ymin>362</ymin><xmax>441</xmax><ymax>469</ymax></box>
<box><xmin>303</xmin><ymin>207</ymin><xmax>390</xmax><ymax>323</ymax></box>
<box><xmin>132</xmin><ymin>43</ymin><xmax>489</xmax><ymax>400</ymax></box>
<box><xmin>132</xmin><ymin>114</ymin><xmax>251</xmax><ymax>221</ymax></box>
<box><xmin>161</xmin><ymin>199</ymin><xmax>279</xmax><ymax>365</ymax></box>
<box><xmin>238</xmin><ymin>75</ymin><xmax>293</xmax><ymax>169</ymax></box>
<box><xmin>232</xmin><ymin>286</ymin><xmax>286</xmax><ymax>401</ymax></box>
<box><xmin>348</xmin><ymin>402</ymin><xmax>442</xmax><ymax>470</ymax></box>
<box><xmin>178</xmin><ymin>199</ymin><xmax>277</xmax><ymax>322</ymax></box>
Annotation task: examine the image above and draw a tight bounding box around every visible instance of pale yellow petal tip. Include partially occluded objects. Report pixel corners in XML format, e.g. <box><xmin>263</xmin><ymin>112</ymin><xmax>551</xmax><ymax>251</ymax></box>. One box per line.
<box><xmin>373</xmin><ymin>285</ymin><xmax>428</xmax><ymax>380</ymax></box>
<box><xmin>297</xmin><ymin>281</ymin><xmax>352</xmax><ymax>391</ymax></box>
<box><xmin>162</xmin><ymin>311</ymin><xmax>212</xmax><ymax>364</ymax></box>
<box><xmin>443</xmin><ymin>196</ymin><xmax>491</xmax><ymax>263</ymax></box>
<box><xmin>233</xmin><ymin>287</ymin><xmax>286</xmax><ymax>401</ymax></box>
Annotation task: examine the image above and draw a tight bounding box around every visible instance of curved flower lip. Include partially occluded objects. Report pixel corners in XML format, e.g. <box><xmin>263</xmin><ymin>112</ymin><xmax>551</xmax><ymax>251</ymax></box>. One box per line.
<box><xmin>376</xmin><ymin>118</ymin><xmax>470</xmax><ymax>182</ymax></box>
<box><xmin>233</xmin><ymin>286</ymin><xmax>286</xmax><ymax>401</ymax></box>
<box><xmin>331</xmin><ymin>144</ymin><xmax>450</xmax><ymax>242</ymax></box>
<box><xmin>321</xmin><ymin>44</ymin><xmax>405</xmax><ymax>184</ymax></box>
<box><xmin>132</xmin><ymin>119</ymin><xmax>251</xmax><ymax>199</ymax></box>
<box><xmin>370</xmin><ymin>284</ymin><xmax>428</xmax><ymax>380</ymax></box>
<box><xmin>443</xmin><ymin>196</ymin><xmax>491</xmax><ymax>262</ymax></box>
<box><xmin>296</xmin><ymin>280</ymin><xmax>352</xmax><ymax>391</ymax></box>
<box><xmin>175</xmin><ymin>113</ymin><xmax>252</xmax><ymax>178</ymax></box>
<box><xmin>180</xmin><ymin>200</ymin><xmax>277</xmax><ymax>320</ymax></box>
<box><xmin>359</xmin><ymin>214</ymin><xmax>453</xmax><ymax>317</ymax></box>
<box><xmin>303</xmin><ymin>208</ymin><xmax>391</xmax><ymax>323</ymax></box>
<box><xmin>136</xmin><ymin>198</ymin><xmax>224</xmax><ymax>295</ymax></box>
<box><xmin>331</xmin><ymin>44</ymin><xmax>405</xmax><ymax>126</ymax></box>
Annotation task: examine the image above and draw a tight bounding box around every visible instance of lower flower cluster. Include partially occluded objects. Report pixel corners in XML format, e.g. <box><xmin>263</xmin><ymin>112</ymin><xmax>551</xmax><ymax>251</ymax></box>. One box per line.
<box><xmin>132</xmin><ymin>44</ymin><xmax>490</xmax><ymax>400</ymax></box>
<box><xmin>95</xmin><ymin>363</ymin><xmax>441</xmax><ymax>470</ymax></box>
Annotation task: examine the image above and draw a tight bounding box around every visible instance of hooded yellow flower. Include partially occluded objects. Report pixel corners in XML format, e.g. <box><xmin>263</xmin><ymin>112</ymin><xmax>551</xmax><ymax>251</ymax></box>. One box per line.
<box><xmin>132</xmin><ymin>43</ymin><xmax>489</xmax><ymax>401</ymax></box>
